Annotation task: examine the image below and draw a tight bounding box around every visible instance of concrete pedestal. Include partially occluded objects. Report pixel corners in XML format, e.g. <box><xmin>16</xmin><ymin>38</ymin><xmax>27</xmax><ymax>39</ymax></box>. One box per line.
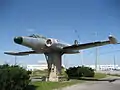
<box><xmin>45</xmin><ymin>53</ymin><xmax>62</xmax><ymax>82</ymax></box>
<box><xmin>49</xmin><ymin>64</ymin><xmax>58</xmax><ymax>81</ymax></box>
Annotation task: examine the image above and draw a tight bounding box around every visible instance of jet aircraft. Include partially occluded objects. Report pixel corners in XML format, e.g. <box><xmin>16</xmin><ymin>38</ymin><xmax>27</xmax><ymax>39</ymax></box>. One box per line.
<box><xmin>4</xmin><ymin>34</ymin><xmax>118</xmax><ymax>81</ymax></box>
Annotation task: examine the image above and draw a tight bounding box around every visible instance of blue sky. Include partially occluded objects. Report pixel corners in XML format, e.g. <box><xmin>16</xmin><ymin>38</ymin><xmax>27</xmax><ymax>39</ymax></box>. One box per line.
<box><xmin>0</xmin><ymin>0</ymin><xmax>120</xmax><ymax>67</ymax></box>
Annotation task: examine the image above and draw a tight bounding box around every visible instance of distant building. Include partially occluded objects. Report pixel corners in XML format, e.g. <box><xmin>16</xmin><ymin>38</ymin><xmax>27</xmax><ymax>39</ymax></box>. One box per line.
<box><xmin>85</xmin><ymin>64</ymin><xmax>120</xmax><ymax>71</ymax></box>
<box><xmin>26</xmin><ymin>61</ymin><xmax>65</xmax><ymax>71</ymax></box>
<box><xmin>26</xmin><ymin>62</ymin><xmax>47</xmax><ymax>71</ymax></box>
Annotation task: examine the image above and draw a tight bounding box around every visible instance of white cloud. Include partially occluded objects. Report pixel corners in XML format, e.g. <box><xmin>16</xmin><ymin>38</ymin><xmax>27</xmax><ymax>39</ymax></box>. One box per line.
<box><xmin>26</xmin><ymin>29</ymin><xmax>35</xmax><ymax>33</ymax></box>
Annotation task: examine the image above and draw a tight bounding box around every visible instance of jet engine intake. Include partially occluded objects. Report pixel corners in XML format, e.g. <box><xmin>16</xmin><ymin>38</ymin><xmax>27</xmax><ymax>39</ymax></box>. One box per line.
<box><xmin>45</xmin><ymin>38</ymin><xmax>58</xmax><ymax>47</ymax></box>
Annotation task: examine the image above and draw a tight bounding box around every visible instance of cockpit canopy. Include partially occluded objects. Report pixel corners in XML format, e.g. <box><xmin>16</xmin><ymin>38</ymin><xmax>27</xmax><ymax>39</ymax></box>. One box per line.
<box><xmin>28</xmin><ymin>34</ymin><xmax>47</xmax><ymax>39</ymax></box>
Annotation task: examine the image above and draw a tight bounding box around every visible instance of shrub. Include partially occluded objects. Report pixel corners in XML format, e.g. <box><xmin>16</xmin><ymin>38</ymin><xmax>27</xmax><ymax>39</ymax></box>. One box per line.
<box><xmin>66</xmin><ymin>66</ymin><xmax>95</xmax><ymax>79</ymax></box>
<box><xmin>0</xmin><ymin>64</ymin><xmax>31</xmax><ymax>90</ymax></box>
<box><xmin>66</xmin><ymin>67</ymin><xmax>79</xmax><ymax>78</ymax></box>
<box><xmin>78</xmin><ymin>66</ymin><xmax>94</xmax><ymax>77</ymax></box>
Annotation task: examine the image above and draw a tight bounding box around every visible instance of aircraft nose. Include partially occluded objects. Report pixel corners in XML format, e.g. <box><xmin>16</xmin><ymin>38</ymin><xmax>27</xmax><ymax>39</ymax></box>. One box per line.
<box><xmin>14</xmin><ymin>37</ymin><xmax>23</xmax><ymax>44</ymax></box>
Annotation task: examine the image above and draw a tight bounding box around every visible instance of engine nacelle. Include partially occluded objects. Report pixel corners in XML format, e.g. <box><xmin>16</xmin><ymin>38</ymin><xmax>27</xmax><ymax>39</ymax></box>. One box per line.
<box><xmin>45</xmin><ymin>38</ymin><xmax>58</xmax><ymax>47</ymax></box>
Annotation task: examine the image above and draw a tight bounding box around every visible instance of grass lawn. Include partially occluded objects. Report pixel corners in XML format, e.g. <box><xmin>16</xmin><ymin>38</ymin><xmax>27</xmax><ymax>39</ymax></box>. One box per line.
<box><xmin>28</xmin><ymin>72</ymin><xmax>107</xmax><ymax>90</ymax></box>
<box><xmin>94</xmin><ymin>72</ymin><xmax>107</xmax><ymax>79</ymax></box>
<box><xmin>79</xmin><ymin>72</ymin><xmax>107</xmax><ymax>81</ymax></box>
<box><xmin>29</xmin><ymin>80</ymin><xmax>83</xmax><ymax>90</ymax></box>
<box><xmin>107</xmin><ymin>74</ymin><xmax>120</xmax><ymax>77</ymax></box>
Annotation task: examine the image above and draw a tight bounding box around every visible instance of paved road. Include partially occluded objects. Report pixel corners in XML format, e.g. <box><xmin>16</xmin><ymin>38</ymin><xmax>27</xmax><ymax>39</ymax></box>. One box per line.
<box><xmin>61</xmin><ymin>76</ymin><xmax>120</xmax><ymax>90</ymax></box>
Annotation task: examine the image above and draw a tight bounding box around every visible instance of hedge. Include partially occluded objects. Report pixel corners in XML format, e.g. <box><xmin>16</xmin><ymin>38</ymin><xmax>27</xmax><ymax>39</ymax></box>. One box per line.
<box><xmin>0</xmin><ymin>64</ymin><xmax>31</xmax><ymax>90</ymax></box>
<box><xmin>66</xmin><ymin>66</ymin><xmax>95</xmax><ymax>79</ymax></box>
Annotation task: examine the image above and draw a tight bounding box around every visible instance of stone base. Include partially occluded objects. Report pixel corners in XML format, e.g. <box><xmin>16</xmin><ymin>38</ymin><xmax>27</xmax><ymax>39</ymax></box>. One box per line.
<box><xmin>48</xmin><ymin>65</ymin><xmax>58</xmax><ymax>82</ymax></box>
<box><xmin>45</xmin><ymin>76</ymin><xmax>68</xmax><ymax>82</ymax></box>
<box><xmin>49</xmin><ymin>76</ymin><xmax>58</xmax><ymax>82</ymax></box>
<box><xmin>46</xmin><ymin>65</ymin><xmax>68</xmax><ymax>82</ymax></box>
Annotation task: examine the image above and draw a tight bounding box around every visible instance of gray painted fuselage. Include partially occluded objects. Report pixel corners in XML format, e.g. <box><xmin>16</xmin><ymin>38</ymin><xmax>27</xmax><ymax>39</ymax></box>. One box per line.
<box><xmin>15</xmin><ymin>35</ymin><xmax>79</xmax><ymax>54</ymax></box>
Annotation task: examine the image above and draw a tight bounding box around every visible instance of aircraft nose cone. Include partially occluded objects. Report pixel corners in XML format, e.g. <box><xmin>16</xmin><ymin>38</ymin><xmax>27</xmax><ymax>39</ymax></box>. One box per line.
<box><xmin>14</xmin><ymin>37</ymin><xmax>23</xmax><ymax>44</ymax></box>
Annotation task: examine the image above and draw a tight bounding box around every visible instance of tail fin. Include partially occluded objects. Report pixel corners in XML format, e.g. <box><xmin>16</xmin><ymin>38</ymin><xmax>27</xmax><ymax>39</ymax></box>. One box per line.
<box><xmin>109</xmin><ymin>35</ymin><xmax>118</xmax><ymax>44</ymax></box>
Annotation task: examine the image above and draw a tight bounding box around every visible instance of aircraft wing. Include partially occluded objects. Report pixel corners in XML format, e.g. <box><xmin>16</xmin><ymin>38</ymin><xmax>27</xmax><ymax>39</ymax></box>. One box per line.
<box><xmin>63</xmin><ymin>35</ymin><xmax>118</xmax><ymax>51</ymax></box>
<box><xmin>4</xmin><ymin>50</ymin><xmax>39</xmax><ymax>56</ymax></box>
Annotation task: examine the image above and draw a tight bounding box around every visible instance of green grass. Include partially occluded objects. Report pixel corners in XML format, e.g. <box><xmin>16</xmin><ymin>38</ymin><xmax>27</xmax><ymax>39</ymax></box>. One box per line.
<box><xmin>94</xmin><ymin>73</ymin><xmax>107</xmax><ymax>79</ymax></box>
<box><xmin>107</xmin><ymin>74</ymin><xmax>120</xmax><ymax>77</ymax></box>
<box><xmin>28</xmin><ymin>72</ymin><xmax>107</xmax><ymax>90</ymax></box>
<box><xmin>79</xmin><ymin>72</ymin><xmax>107</xmax><ymax>81</ymax></box>
<box><xmin>29</xmin><ymin>80</ymin><xmax>83</xmax><ymax>90</ymax></box>
<box><xmin>30</xmin><ymin>70</ymin><xmax>48</xmax><ymax>77</ymax></box>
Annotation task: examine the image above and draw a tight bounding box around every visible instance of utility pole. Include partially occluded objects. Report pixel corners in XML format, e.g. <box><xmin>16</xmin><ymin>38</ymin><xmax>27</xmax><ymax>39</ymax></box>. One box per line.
<box><xmin>15</xmin><ymin>56</ymin><xmax>17</xmax><ymax>65</ymax></box>
<box><xmin>74</xmin><ymin>30</ymin><xmax>84</xmax><ymax>66</ymax></box>
<box><xmin>63</xmin><ymin>55</ymin><xmax>68</xmax><ymax>68</ymax></box>
<box><xmin>114</xmin><ymin>55</ymin><xmax>116</xmax><ymax>70</ymax></box>
<box><xmin>94</xmin><ymin>32</ymin><xmax>99</xmax><ymax>71</ymax></box>
<box><xmin>95</xmin><ymin>47</ymin><xmax>98</xmax><ymax>70</ymax></box>
<box><xmin>80</xmin><ymin>50</ymin><xmax>84</xmax><ymax>66</ymax></box>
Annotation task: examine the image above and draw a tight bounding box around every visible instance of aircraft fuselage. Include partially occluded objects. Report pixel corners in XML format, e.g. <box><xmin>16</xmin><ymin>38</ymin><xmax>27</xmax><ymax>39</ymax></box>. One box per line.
<box><xmin>14</xmin><ymin>35</ymin><xmax>79</xmax><ymax>54</ymax></box>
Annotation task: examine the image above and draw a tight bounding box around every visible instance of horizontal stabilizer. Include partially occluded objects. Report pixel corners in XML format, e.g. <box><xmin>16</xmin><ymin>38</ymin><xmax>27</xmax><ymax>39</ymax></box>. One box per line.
<box><xmin>109</xmin><ymin>35</ymin><xmax>118</xmax><ymax>44</ymax></box>
<box><xmin>4</xmin><ymin>50</ymin><xmax>36</xmax><ymax>56</ymax></box>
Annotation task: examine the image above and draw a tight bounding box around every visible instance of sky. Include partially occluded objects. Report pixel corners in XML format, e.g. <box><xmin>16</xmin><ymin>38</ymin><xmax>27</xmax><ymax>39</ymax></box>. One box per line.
<box><xmin>0</xmin><ymin>0</ymin><xmax>120</xmax><ymax>67</ymax></box>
